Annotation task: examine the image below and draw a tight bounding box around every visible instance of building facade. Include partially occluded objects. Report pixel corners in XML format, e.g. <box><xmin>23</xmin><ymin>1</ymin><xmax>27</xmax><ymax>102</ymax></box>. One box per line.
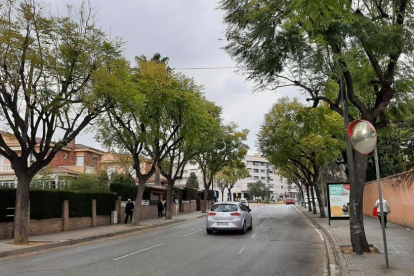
<box><xmin>0</xmin><ymin>132</ymin><xmax>105</xmax><ymax>188</ymax></box>
<box><xmin>175</xmin><ymin>155</ymin><xmax>297</xmax><ymax>202</ymax></box>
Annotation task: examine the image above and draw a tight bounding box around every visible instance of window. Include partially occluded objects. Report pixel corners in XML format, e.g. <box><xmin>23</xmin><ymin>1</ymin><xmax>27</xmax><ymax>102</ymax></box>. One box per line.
<box><xmin>76</xmin><ymin>156</ymin><xmax>84</xmax><ymax>166</ymax></box>
<box><xmin>211</xmin><ymin>204</ymin><xmax>238</xmax><ymax>212</ymax></box>
<box><xmin>253</xmin><ymin>169</ymin><xmax>259</xmax><ymax>173</ymax></box>
<box><xmin>254</xmin><ymin>176</ymin><xmax>259</xmax><ymax>180</ymax></box>
<box><xmin>260</xmin><ymin>169</ymin><xmax>265</xmax><ymax>173</ymax></box>
<box><xmin>281</xmin><ymin>185</ymin><xmax>284</xmax><ymax>189</ymax></box>
<box><xmin>92</xmin><ymin>156</ymin><xmax>98</xmax><ymax>167</ymax></box>
<box><xmin>261</xmin><ymin>177</ymin><xmax>265</xmax><ymax>180</ymax></box>
<box><xmin>247</xmin><ymin>161</ymin><xmax>253</xmax><ymax>165</ymax></box>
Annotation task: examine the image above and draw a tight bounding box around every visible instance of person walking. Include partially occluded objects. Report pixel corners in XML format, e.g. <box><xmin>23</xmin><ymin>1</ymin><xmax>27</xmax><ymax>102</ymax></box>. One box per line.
<box><xmin>124</xmin><ymin>198</ymin><xmax>134</xmax><ymax>224</ymax></box>
<box><xmin>157</xmin><ymin>199</ymin><xmax>164</xmax><ymax>219</ymax></box>
<box><xmin>375</xmin><ymin>198</ymin><xmax>391</xmax><ymax>228</ymax></box>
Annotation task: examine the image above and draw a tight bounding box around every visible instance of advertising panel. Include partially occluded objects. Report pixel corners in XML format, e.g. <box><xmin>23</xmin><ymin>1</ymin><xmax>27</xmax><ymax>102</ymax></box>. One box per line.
<box><xmin>327</xmin><ymin>183</ymin><xmax>350</xmax><ymax>220</ymax></box>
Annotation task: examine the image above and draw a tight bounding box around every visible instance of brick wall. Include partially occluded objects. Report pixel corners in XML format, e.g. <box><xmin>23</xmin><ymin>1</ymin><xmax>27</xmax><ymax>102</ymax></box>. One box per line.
<box><xmin>50</xmin><ymin>150</ymin><xmax>76</xmax><ymax>167</ymax></box>
<box><xmin>84</xmin><ymin>152</ymin><xmax>102</xmax><ymax>169</ymax></box>
<box><xmin>0</xmin><ymin>216</ymin><xmax>112</xmax><ymax>239</ymax></box>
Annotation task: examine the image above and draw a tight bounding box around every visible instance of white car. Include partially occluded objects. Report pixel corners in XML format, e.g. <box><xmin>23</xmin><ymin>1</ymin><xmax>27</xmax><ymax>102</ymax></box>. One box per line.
<box><xmin>206</xmin><ymin>202</ymin><xmax>252</xmax><ymax>234</ymax></box>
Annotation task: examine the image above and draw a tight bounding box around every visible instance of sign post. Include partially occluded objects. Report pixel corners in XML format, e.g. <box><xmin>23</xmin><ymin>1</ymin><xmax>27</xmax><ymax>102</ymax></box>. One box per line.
<box><xmin>347</xmin><ymin>119</ymin><xmax>389</xmax><ymax>268</ymax></box>
<box><xmin>327</xmin><ymin>183</ymin><xmax>350</xmax><ymax>226</ymax></box>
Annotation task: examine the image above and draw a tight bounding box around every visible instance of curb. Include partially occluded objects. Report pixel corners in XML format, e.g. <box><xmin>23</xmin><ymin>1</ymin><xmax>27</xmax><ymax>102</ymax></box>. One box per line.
<box><xmin>295</xmin><ymin>205</ymin><xmax>349</xmax><ymax>276</ymax></box>
<box><xmin>0</xmin><ymin>214</ymin><xmax>206</xmax><ymax>259</ymax></box>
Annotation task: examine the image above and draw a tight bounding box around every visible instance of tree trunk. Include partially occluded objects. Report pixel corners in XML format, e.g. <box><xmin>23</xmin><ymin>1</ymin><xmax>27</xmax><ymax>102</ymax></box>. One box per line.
<box><xmin>202</xmin><ymin>186</ymin><xmax>209</xmax><ymax>213</ymax></box>
<box><xmin>166</xmin><ymin>181</ymin><xmax>174</xmax><ymax>219</ymax></box>
<box><xmin>313</xmin><ymin>182</ymin><xmax>326</xmax><ymax>218</ymax></box>
<box><xmin>221</xmin><ymin>189</ymin><xmax>225</xmax><ymax>202</ymax></box>
<box><xmin>228</xmin><ymin>188</ymin><xmax>232</xmax><ymax>201</ymax></box>
<box><xmin>133</xmin><ymin>178</ymin><xmax>146</xmax><ymax>226</ymax></box>
<box><xmin>13</xmin><ymin>173</ymin><xmax>32</xmax><ymax>245</ymax></box>
<box><xmin>310</xmin><ymin>184</ymin><xmax>317</xmax><ymax>214</ymax></box>
<box><xmin>306</xmin><ymin>185</ymin><xmax>312</xmax><ymax>212</ymax></box>
<box><xmin>299</xmin><ymin>187</ymin><xmax>305</xmax><ymax>207</ymax></box>
<box><xmin>350</xmin><ymin>151</ymin><xmax>371</xmax><ymax>252</ymax></box>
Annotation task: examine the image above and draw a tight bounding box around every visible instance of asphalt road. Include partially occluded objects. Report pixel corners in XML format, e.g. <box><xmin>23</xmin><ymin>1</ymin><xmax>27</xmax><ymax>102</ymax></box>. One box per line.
<box><xmin>0</xmin><ymin>205</ymin><xmax>326</xmax><ymax>276</ymax></box>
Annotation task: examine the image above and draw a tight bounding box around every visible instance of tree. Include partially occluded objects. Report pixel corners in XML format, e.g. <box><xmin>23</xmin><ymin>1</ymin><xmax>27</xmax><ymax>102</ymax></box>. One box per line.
<box><xmin>220</xmin><ymin>163</ymin><xmax>250</xmax><ymax>201</ymax></box>
<box><xmin>186</xmin><ymin>172</ymin><xmax>200</xmax><ymax>189</ymax></box>
<box><xmin>258</xmin><ymin>98</ymin><xmax>344</xmax><ymax>218</ymax></box>
<box><xmin>214</xmin><ymin>172</ymin><xmax>227</xmax><ymax>202</ymax></box>
<box><xmin>97</xmin><ymin>54</ymin><xmax>216</xmax><ymax>224</ymax></box>
<box><xmin>0</xmin><ymin>1</ymin><xmax>123</xmax><ymax>244</ymax></box>
<box><xmin>63</xmin><ymin>173</ymin><xmax>109</xmax><ymax>192</ymax></box>
<box><xmin>366</xmin><ymin>127</ymin><xmax>406</xmax><ymax>181</ymax></box>
<box><xmin>156</xmin><ymin>76</ymin><xmax>219</xmax><ymax>220</ymax></box>
<box><xmin>195</xmin><ymin>122</ymin><xmax>249</xmax><ymax>212</ymax></box>
<box><xmin>247</xmin><ymin>181</ymin><xmax>270</xmax><ymax>201</ymax></box>
<box><xmin>110</xmin><ymin>172</ymin><xmax>135</xmax><ymax>186</ymax></box>
<box><xmin>220</xmin><ymin>0</ymin><xmax>414</xmax><ymax>253</ymax></box>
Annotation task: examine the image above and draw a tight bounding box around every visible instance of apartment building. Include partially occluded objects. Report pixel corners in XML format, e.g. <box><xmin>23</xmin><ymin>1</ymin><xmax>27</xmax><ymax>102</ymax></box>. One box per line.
<box><xmin>175</xmin><ymin>155</ymin><xmax>296</xmax><ymax>201</ymax></box>
<box><xmin>0</xmin><ymin>132</ymin><xmax>105</xmax><ymax>188</ymax></box>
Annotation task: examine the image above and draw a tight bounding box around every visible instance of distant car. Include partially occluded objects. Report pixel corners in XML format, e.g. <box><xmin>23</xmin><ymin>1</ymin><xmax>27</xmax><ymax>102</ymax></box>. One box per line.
<box><xmin>240</xmin><ymin>198</ymin><xmax>249</xmax><ymax>208</ymax></box>
<box><xmin>285</xmin><ymin>199</ymin><xmax>295</xmax><ymax>205</ymax></box>
<box><xmin>206</xmin><ymin>202</ymin><xmax>252</xmax><ymax>234</ymax></box>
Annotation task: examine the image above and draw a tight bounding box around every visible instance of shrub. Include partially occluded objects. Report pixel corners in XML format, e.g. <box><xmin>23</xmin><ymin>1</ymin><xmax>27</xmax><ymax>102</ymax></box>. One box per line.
<box><xmin>182</xmin><ymin>187</ymin><xmax>198</xmax><ymax>200</ymax></box>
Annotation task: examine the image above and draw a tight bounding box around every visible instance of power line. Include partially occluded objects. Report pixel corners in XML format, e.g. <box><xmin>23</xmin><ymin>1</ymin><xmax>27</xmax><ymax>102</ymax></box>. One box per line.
<box><xmin>173</xmin><ymin>66</ymin><xmax>238</xmax><ymax>70</ymax></box>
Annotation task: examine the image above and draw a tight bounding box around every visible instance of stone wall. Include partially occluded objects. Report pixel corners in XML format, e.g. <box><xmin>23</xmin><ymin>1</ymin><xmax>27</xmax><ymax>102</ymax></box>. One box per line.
<box><xmin>364</xmin><ymin>170</ymin><xmax>414</xmax><ymax>228</ymax></box>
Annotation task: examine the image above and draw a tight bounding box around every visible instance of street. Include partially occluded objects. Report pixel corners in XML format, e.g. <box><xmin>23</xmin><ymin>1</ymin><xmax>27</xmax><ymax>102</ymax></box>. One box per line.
<box><xmin>0</xmin><ymin>205</ymin><xmax>326</xmax><ymax>276</ymax></box>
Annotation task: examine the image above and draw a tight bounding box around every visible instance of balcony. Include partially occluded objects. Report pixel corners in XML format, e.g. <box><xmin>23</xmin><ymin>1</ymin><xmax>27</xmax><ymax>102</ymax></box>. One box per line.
<box><xmin>0</xmin><ymin>164</ymin><xmax>13</xmax><ymax>172</ymax></box>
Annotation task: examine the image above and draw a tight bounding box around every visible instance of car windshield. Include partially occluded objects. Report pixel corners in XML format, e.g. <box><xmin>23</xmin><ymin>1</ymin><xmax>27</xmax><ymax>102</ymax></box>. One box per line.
<box><xmin>211</xmin><ymin>204</ymin><xmax>238</xmax><ymax>212</ymax></box>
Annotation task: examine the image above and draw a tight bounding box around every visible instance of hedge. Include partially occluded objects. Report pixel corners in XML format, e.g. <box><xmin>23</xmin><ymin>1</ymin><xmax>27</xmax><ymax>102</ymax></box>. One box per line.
<box><xmin>0</xmin><ymin>189</ymin><xmax>116</xmax><ymax>222</ymax></box>
<box><xmin>182</xmin><ymin>187</ymin><xmax>198</xmax><ymax>200</ymax></box>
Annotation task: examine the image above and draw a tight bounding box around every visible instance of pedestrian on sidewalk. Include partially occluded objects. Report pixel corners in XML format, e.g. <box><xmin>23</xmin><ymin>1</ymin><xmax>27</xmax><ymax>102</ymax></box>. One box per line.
<box><xmin>375</xmin><ymin>198</ymin><xmax>391</xmax><ymax>228</ymax></box>
<box><xmin>124</xmin><ymin>198</ymin><xmax>134</xmax><ymax>224</ymax></box>
<box><xmin>157</xmin><ymin>199</ymin><xmax>164</xmax><ymax>219</ymax></box>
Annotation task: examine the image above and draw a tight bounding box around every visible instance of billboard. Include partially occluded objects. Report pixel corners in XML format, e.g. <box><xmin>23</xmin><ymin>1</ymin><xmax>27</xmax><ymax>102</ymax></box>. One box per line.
<box><xmin>327</xmin><ymin>183</ymin><xmax>350</xmax><ymax>221</ymax></box>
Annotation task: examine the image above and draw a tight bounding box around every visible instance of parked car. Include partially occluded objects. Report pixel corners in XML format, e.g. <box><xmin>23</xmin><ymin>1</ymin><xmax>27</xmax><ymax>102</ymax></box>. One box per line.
<box><xmin>285</xmin><ymin>199</ymin><xmax>295</xmax><ymax>205</ymax></box>
<box><xmin>206</xmin><ymin>202</ymin><xmax>252</xmax><ymax>234</ymax></box>
<box><xmin>240</xmin><ymin>198</ymin><xmax>249</xmax><ymax>208</ymax></box>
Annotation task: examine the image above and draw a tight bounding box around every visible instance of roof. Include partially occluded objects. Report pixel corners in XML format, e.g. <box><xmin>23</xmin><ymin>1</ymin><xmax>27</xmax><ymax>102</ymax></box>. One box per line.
<box><xmin>47</xmin><ymin>167</ymin><xmax>80</xmax><ymax>175</ymax></box>
<box><xmin>74</xmin><ymin>144</ymin><xmax>106</xmax><ymax>154</ymax></box>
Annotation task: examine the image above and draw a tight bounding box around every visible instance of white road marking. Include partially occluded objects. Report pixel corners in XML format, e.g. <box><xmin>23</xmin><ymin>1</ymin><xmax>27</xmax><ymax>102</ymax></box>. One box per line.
<box><xmin>183</xmin><ymin>229</ymin><xmax>203</xmax><ymax>237</ymax></box>
<box><xmin>113</xmin><ymin>243</ymin><xmax>164</xmax><ymax>261</ymax></box>
<box><xmin>260</xmin><ymin>225</ymin><xmax>263</xmax><ymax>228</ymax></box>
<box><xmin>294</xmin><ymin>205</ymin><xmax>324</xmax><ymax>241</ymax></box>
<box><xmin>251</xmin><ymin>232</ymin><xmax>257</xmax><ymax>238</ymax></box>
<box><xmin>238</xmin><ymin>246</ymin><xmax>246</xmax><ymax>254</ymax></box>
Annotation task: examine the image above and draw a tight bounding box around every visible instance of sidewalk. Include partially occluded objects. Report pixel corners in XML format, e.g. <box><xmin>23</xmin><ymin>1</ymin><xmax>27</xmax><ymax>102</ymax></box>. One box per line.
<box><xmin>298</xmin><ymin>205</ymin><xmax>414</xmax><ymax>276</ymax></box>
<box><xmin>0</xmin><ymin>211</ymin><xmax>206</xmax><ymax>258</ymax></box>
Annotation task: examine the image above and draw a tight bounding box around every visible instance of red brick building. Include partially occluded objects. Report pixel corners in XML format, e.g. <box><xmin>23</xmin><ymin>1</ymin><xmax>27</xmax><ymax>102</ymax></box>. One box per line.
<box><xmin>0</xmin><ymin>132</ymin><xmax>105</xmax><ymax>188</ymax></box>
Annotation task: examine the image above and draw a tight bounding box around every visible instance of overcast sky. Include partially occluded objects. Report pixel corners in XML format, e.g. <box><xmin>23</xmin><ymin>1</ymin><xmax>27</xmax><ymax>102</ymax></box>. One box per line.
<box><xmin>47</xmin><ymin>0</ymin><xmax>301</xmax><ymax>153</ymax></box>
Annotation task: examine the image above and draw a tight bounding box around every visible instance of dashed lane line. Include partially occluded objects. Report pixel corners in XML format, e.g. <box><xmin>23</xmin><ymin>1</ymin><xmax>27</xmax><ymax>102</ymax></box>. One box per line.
<box><xmin>183</xmin><ymin>229</ymin><xmax>204</xmax><ymax>237</ymax></box>
<box><xmin>113</xmin><ymin>243</ymin><xmax>164</xmax><ymax>261</ymax></box>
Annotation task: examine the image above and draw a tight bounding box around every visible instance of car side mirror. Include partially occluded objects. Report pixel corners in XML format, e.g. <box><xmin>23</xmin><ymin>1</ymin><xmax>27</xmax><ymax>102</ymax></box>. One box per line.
<box><xmin>248</xmin><ymin>208</ymin><xmax>251</xmax><ymax>212</ymax></box>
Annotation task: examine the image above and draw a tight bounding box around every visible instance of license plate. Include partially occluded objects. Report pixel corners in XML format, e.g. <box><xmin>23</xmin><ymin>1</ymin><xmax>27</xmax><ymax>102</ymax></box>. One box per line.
<box><xmin>217</xmin><ymin>222</ymin><xmax>228</xmax><ymax>226</ymax></box>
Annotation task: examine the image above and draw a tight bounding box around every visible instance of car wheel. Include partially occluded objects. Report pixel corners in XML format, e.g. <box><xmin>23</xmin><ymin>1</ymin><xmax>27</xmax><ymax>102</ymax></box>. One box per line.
<box><xmin>248</xmin><ymin>219</ymin><xmax>253</xmax><ymax>231</ymax></box>
<box><xmin>240</xmin><ymin>222</ymin><xmax>247</xmax><ymax>235</ymax></box>
<box><xmin>206</xmin><ymin>228</ymin><xmax>213</xmax><ymax>235</ymax></box>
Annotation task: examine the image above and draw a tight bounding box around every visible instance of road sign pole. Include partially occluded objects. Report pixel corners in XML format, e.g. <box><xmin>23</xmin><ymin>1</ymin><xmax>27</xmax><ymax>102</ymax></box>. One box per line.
<box><xmin>374</xmin><ymin>147</ymin><xmax>389</xmax><ymax>268</ymax></box>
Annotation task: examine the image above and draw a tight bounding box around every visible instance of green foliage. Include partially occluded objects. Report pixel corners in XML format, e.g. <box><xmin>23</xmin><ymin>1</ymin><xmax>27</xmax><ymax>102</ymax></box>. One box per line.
<box><xmin>366</xmin><ymin>127</ymin><xmax>406</xmax><ymax>181</ymax></box>
<box><xmin>182</xmin><ymin>187</ymin><xmax>198</xmax><ymax>200</ymax></box>
<box><xmin>63</xmin><ymin>173</ymin><xmax>110</xmax><ymax>193</ymax></box>
<box><xmin>220</xmin><ymin>0</ymin><xmax>414</xmax><ymax>130</ymax></box>
<box><xmin>220</xmin><ymin>163</ymin><xmax>250</xmax><ymax>191</ymax></box>
<box><xmin>186</xmin><ymin>173</ymin><xmax>199</xmax><ymax>189</ymax></box>
<box><xmin>110</xmin><ymin>183</ymin><xmax>138</xmax><ymax>201</ymax></box>
<box><xmin>247</xmin><ymin>181</ymin><xmax>270</xmax><ymax>199</ymax></box>
<box><xmin>110</xmin><ymin>172</ymin><xmax>135</xmax><ymax>186</ymax></box>
<box><xmin>195</xmin><ymin>122</ymin><xmax>249</xmax><ymax>189</ymax></box>
<box><xmin>258</xmin><ymin>98</ymin><xmax>344</xmax><ymax>186</ymax></box>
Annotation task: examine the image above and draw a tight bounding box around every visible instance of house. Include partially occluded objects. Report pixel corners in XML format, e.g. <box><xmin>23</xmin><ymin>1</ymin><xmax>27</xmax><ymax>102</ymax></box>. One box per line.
<box><xmin>0</xmin><ymin>132</ymin><xmax>105</xmax><ymax>188</ymax></box>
